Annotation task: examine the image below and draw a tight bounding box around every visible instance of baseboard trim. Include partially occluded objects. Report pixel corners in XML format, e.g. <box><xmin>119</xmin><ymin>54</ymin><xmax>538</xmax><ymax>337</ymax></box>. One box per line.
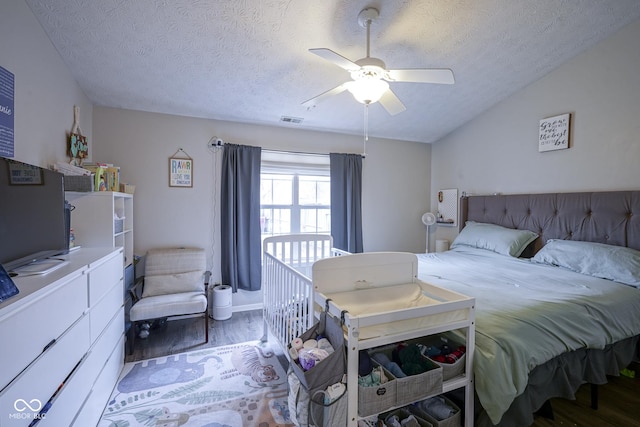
<box><xmin>232</xmin><ymin>303</ymin><xmax>263</xmax><ymax>312</ymax></box>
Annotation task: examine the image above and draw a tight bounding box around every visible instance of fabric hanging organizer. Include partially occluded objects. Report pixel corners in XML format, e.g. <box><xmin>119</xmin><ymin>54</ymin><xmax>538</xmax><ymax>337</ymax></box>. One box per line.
<box><xmin>290</xmin><ymin>303</ymin><xmax>346</xmax><ymax>393</ymax></box>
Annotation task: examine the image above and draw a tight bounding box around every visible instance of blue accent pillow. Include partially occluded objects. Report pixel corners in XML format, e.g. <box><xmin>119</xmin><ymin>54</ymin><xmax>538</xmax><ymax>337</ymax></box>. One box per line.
<box><xmin>532</xmin><ymin>239</ymin><xmax>640</xmax><ymax>288</ymax></box>
<box><xmin>451</xmin><ymin>221</ymin><xmax>538</xmax><ymax>257</ymax></box>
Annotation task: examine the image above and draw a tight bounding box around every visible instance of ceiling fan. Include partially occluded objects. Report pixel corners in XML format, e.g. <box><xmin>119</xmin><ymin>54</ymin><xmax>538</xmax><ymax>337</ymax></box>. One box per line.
<box><xmin>302</xmin><ymin>7</ymin><xmax>455</xmax><ymax>115</ymax></box>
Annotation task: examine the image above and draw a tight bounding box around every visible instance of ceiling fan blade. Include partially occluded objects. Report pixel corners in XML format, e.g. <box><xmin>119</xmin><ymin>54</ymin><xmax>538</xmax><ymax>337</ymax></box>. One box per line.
<box><xmin>302</xmin><ymin>83</ymin><xmax>348</xmax><ymax>109</ymax></box>
<box><xmin>379</xmin><ymin>89</ymin><xmax>406</xmax><ymax>116</ymax></box>
<box><xmin>387</xmin><ymin>68</ymin><xmax>455</xmax><ymax>84</ymax></box>
<box><xmin>309</xmin><ymin>48</ymin><xmax>360</xmax><ymax>71</ymax></box>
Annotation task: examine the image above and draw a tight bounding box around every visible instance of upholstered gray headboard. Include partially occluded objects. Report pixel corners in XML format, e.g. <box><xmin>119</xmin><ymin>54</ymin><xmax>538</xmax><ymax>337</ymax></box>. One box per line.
<box><xmin>460</xmin><ymin>191</ymin><xmax>640</xmax><ymax>254</ymax></box>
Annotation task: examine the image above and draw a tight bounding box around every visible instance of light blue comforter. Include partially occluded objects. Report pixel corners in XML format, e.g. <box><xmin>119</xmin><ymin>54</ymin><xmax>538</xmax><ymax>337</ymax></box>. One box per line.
<box><xmin>417</xmin><ymin>247</ymin><xmax>640</xmax><ymax>425</ymax></box>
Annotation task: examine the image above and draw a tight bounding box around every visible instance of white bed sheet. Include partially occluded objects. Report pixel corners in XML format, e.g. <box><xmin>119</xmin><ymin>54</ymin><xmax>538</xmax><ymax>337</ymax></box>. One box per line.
<box><xmin>416</xmin><ymin>247</ymin><xmax>640</xmax><ymax>424</ymax></box>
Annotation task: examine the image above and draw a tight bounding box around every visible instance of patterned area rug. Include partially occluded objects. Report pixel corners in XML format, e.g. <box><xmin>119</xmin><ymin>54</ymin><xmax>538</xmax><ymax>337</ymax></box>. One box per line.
<box><xmin>99</xmin><ymin>341</ymin><xmax>292</xmax><ymax>427</ymax></box>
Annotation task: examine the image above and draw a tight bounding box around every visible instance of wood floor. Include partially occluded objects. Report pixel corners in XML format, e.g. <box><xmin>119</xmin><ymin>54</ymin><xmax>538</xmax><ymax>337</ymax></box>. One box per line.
<box><xmin>126</xmin><ymin>310</ymin><xmax>266</xmax><ymax>362</ymax></box>
<box><xmin>126</xmin><ymin>310</ymin><xmax>640</xmax><ymax>426</ymax></box>
<box><xmin>530</xmin><ymin>363</ymin><xmax>640</xmax><ymax>427</ymax></box>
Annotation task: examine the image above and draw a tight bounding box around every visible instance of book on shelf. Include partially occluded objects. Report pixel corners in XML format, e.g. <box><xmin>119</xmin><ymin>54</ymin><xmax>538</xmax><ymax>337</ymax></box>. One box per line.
<box><xmin>83</xmin><ymin>164</ymin><xmax>120</xmax><ymax>192</ymax></box>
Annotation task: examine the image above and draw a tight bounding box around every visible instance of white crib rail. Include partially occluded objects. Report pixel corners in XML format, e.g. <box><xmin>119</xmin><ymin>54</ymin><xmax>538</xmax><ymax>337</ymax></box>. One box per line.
<box><xmin>262</xmin><ymin>251</ymin><xmax>313</xmax><ymax>349</ymax></box>
<box><xmin>262</xmin><ymin>234</ymin><xmax>339</xmax><ymax>353</ymax></box>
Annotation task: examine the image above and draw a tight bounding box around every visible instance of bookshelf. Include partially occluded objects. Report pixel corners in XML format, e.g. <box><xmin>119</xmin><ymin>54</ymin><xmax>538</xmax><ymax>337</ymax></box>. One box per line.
<box><xmin>65</xmin><ymin>191</ymin><xmax>134</xmax><ymax>267</ymax></box>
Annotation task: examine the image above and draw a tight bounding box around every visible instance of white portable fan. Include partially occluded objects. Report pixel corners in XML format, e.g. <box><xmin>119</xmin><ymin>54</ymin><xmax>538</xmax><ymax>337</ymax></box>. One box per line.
<box><xmin>421</xmin><ymin>212</ymin><xmax>436</xmax><ymax>253</ymax></box>
<box><xmin>303</xmin><ymin>7</ymin><xmax>455</xmax><ymax>115</ymax></box>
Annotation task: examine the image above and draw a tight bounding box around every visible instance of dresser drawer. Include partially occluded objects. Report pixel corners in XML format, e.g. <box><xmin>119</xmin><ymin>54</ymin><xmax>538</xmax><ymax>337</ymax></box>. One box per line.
<box><xmin>90</xmin><ymin>279</ymin><xmax>123</xmax><ymax>342</ymax></box>
<box><xmin>0</xmin><ymin>274</ymin><xmax>88</xmax><ymax>390</ymax></box>
<box><xmin>71</xmin><ymin>317</ymin><xmax>125</xmax><ymax>427</ymax></box>
<box><xmin>42</xmin><ymin>309</ymin><xmax>124</xmax><ymax>427</ymax></box>
<box><xmin>87</xmin><ymin>307</ymin><xmax>124</xmax><ymax>382</ymax></box>
<box><xmin>88</xmin><ymin>253</ymin><xmax>123</xmax><ymax>306</ymax></box>
<box><xmin>0</xmin><ymin>314</ymin><xmax>90</xmax><ymax>427</ymax></box>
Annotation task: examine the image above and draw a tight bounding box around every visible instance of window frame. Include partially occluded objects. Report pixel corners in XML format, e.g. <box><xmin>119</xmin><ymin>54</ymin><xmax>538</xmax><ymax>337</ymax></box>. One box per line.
<box><xmin>260</xmin><ymin>152</ymin><xmax>330</xmax><ymax>237</ymax></box>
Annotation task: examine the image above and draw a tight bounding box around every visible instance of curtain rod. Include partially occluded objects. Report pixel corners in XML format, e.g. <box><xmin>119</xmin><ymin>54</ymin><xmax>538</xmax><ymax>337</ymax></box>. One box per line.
<box><xmin>262</xmin><ymin>148</ymin><xmax>365</xmax><ymax>158</ymax></box>
<box><xmin>262</xmin><ymin>148</ymin><xmax>327</xmax><ymax>156</ymax></box>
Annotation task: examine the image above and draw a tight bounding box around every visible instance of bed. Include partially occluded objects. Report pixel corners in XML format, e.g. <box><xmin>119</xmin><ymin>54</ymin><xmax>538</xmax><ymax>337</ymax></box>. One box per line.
<box><xmin>267</xmin><ymin>191</ymin><xmax>640</xmax><ymax>426</ymax></box>
<box><xmin>261</xmin><ymin>234</ymin><xmax>348</xmax><ymax>354</ymax></box>
<box><xmin>415</xmin><ymin>191</ymin><xmax>640</xmax><ymax>426</ymax></box>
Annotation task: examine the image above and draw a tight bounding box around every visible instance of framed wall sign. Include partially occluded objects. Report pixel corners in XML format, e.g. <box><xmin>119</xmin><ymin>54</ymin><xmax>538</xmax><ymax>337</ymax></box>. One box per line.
<box><xmin>169</xmin><ymin>149</ymin><xmax>193</xmax><ymax>188</ymax></box>
<box><xmin>8</xmin><ymin>160</ymin><xmax>43</xmax><ymax>185</ymax></box>
<box><xmin>539</xmin><ymin>113</ymin><xmax>571</xmax><ymax>152</ymax></box>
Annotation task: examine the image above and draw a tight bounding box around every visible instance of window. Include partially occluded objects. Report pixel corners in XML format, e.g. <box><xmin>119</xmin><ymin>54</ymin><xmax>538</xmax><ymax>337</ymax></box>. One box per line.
<box><xmin>260</xmin><ymin>152</ymin><xmax>330</xmax><ymax>237</ymax></box>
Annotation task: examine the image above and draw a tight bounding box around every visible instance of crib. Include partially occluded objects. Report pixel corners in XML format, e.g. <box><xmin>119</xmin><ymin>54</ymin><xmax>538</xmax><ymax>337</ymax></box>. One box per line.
<box><xmin>261</xmin><ymin>234</ymin><xmax>347</xmax><ymax>353</ymax></box>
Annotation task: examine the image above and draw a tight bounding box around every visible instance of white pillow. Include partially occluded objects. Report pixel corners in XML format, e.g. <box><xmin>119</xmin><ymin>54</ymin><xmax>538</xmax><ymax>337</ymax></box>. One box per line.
<box><xmin>532</xmin><ymin>239</ymin><xmax>640</xmax><ymax>288</ymax></box>
<box><xmin>142</xmin><ymin>270</ymin><xmax>204</xmax><ymax>297</ymax></box>
<box><xmin>451</xmin><ymin>221</ymin><xmax>538</xmax><ymax>257</ymax></box>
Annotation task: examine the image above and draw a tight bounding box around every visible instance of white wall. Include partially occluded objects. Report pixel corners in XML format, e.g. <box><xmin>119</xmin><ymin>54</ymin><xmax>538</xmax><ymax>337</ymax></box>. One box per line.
<box><xmin>0</xmin><ymin>0</ymin><xmax>92</xmax><ymax>168</ymax></box>
<box><xmin>92</xmin><ymin>107</ymin><xmax>431</xmax><ymax>281</ymax></box>
<box><xmin>431</xmin><ymin>19</ymin><xmax>640</xmax><ymax>245</ymax></box>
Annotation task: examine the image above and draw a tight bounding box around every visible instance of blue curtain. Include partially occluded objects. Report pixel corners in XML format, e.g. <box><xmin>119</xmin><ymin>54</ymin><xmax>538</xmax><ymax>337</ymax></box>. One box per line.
<box><xmin>221</xmin><ymin>144</ymin><xmax>262</xmax><ymax>291</ymax></box>
<box><xmin>330</xmin><ymin>153</ymin><xmax>363</xmax><ymax>253</ymax></box>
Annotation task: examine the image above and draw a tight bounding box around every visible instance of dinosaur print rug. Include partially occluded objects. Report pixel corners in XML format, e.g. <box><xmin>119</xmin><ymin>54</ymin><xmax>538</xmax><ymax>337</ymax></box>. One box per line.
<box><xmin>99</xmin><ymin>341</ymin><xmax>292</xmax><ymax>427</ymax></box>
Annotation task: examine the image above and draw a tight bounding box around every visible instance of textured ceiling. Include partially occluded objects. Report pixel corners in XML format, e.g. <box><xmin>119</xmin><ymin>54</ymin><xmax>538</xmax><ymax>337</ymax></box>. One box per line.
<box><xmin>25</xmin><ymin>0</ymin><xmax>640</xmax><ymax>143</ymax></box>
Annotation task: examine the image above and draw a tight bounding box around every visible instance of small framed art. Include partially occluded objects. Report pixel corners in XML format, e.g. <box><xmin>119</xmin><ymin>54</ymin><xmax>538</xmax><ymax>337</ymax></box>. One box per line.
<box><xmin>169</xmin><ymin>154</ymin><xmax>193</xmax><ymax>188</ymax></box>
<box><xmin>8</xmin><ymin>161</ymin><xmax>43</xmax><ymax>185</ymax></box>
<box><xmin>539</xmin><ymin>113</ymin><xmax>570</xmax><ymax>152</ymax></box>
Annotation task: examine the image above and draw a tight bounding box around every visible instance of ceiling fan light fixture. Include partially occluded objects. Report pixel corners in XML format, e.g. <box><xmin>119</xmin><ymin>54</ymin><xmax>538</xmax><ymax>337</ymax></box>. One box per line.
<box><xmin>345</xmin><ymin>78</ymin><xmax>389</xmax><ymax>104</ymax></box>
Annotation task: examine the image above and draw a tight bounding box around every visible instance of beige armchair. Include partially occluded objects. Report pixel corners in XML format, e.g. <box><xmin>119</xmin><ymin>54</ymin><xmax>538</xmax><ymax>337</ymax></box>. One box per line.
<box><xmin>129</xmin><ymin>247</ymin><xmax>210</xmax><ymax>354</ymax></box>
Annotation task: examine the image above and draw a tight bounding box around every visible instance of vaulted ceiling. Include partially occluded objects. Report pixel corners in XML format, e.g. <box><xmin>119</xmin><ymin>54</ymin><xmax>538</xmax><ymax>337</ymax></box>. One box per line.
<box><xmin>26</xmin><ymin>0</ymin><xmax>640</xmax><ymax>143</ymax></box>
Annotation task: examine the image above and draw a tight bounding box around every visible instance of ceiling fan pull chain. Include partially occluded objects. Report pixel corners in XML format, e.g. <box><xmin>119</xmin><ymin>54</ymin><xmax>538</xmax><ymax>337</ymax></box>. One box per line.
<box><xmin>364</xmin><ymin>104</ymin><xmax>369</xmax><ymax>143</ymax></box>
<box><xmin>362</xmin><ymin>104</ymin><xmax>369</xmax><ymax>155</ymax></box>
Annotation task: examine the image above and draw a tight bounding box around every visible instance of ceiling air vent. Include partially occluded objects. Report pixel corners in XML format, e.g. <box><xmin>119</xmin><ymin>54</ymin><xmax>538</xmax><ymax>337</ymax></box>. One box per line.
<box><xmin>280</xmin><ymin>116</ymin><xmax>304</xmax><ymax>124</ymax></box>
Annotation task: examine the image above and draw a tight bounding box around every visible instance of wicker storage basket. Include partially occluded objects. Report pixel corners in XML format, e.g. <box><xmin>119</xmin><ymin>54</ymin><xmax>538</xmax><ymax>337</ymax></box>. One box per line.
<box><xmin>63</xmin><ymin>175</ymin><xmax>93</xmax><ymax>192</ymax></box>
<box><xmin>409</xmin><ymin>396</ymin><xmax>462</xmax><ymax>427</ymax></box>
<box><xmin>381</xmin><ymin>408</ymin><xmax>434</xmax><ymax>427</ymax></box>
<box><xmin>370</xmin><ymin>344</ymin><xmax>443</xmax><ymax>407</ymax></box>
<box><xmin>358</xmin><ymin>363</ymin><xmax>397</xmax><ymax>418</ymax></box>
<box><xmin>119</xmin><ymin>182</ymin><xmax>136</xmax><ymax>194</ymax></box>
<box><xmin>419</xmin><ymin>335</ymin><xmax>466</xmax><ymax>381</ymax></box>
<box><xmin>395</xmin><ymin>358</ymin><xmax>443</xmax><ymax>407</ymax></box>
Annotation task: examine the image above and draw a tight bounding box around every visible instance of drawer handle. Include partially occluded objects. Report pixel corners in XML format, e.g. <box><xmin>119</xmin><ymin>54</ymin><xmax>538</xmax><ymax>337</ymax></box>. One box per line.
<box><xmin>43</xmin><ymin>339</ymin><xmax>56</xmax><ymax>353</ymax></box>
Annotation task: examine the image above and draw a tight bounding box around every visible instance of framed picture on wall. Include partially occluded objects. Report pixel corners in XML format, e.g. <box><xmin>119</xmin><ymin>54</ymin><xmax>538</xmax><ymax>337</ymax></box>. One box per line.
<box><xmin>169</xmin><ymin>155</ymin><xmax>193</xmax><ymax>188</ymax></box>
<box><xmin>8</xmin><ymin>160</ymin><xmax>43</xmax><ymax>185</ymax></box>
<box><xmin>539</xmin><ymin>113</ymin><xmax>571</xmax><ymax>152</ymax></box>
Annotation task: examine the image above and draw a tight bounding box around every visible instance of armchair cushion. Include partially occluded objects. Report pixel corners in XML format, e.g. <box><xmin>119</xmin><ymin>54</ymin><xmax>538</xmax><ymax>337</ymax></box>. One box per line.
<box><xmin>145</xmin><ymin>247</ymin><xmax>206</xmax><ymax>276</ymax></box>
<box><xmin>130</xmin><ymin>292</ymin><xmax>207</xmax><ymax>321</ymax></box>
<box><xmin>142</xmin><ymin>270</ymin><xmax>204</xmax><ymax>297</ymax></box>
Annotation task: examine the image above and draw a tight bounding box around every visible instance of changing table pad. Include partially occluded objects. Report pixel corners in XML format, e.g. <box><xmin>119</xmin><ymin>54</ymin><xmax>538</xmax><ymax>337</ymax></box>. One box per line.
<box><xmin>325</xmin><ymin>282</ymin><xmax>468</xmax><ymax>340</ymax></box>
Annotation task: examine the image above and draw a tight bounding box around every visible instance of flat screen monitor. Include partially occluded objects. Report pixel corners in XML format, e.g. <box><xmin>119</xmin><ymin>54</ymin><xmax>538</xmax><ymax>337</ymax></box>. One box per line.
<box><xmin>0</xmin><ymin>157</ymin><xmax>69</xmax><ymax>271</ymax></box>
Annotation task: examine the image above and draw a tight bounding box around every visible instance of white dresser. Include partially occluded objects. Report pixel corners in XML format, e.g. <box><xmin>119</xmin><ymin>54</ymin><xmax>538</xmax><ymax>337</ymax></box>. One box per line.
<box><xmin>0</xmin><ymin>248</ymin><xmax>125</xmax><ymax>427</ymax></box>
